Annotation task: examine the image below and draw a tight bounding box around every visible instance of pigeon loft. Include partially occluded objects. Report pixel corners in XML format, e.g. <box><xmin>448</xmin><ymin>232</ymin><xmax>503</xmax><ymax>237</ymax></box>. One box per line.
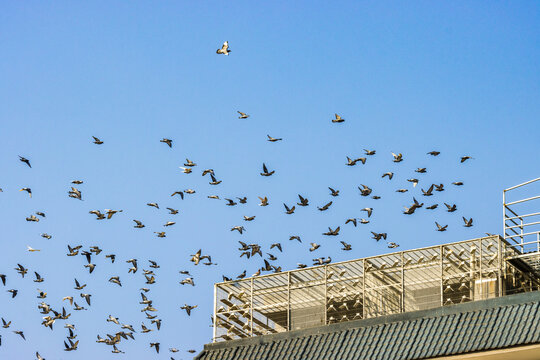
<box><xmin>213</xmin><ymin>178</ymin><xmax>540</xmax><ymax>342</ymax></box>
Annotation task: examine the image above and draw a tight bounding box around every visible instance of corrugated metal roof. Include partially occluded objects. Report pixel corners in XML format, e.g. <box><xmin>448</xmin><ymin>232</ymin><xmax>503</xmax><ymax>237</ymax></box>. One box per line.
<box><xmin>196</xmin><ymin>291</ymin><xmax>540</xmax><ymax>360</ymax></box>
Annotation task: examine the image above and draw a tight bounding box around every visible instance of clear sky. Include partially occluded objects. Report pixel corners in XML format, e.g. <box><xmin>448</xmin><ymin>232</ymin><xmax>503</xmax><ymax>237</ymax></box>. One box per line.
<box><xmin>1</xmin><ymin>1</ymin><xmax>539</xmax><ymax>359</ymax></box>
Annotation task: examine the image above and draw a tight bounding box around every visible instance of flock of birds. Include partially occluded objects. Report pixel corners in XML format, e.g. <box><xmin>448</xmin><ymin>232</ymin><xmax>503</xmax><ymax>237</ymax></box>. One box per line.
<box><xmin>0</xmin><ymin>41</ymin><xmax>477</xmax><ymax>359</ymax></box>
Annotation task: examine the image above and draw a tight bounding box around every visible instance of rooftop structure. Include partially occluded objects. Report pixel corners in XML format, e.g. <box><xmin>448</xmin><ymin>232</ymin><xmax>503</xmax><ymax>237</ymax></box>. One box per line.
<box><xmin>199</xmin><ymin>291</ymin><xmax>540</xmax><ymax>360</ymax></box>
<box><xmin>212</xmin><ymin>178</ymin><xmax>540</xmax><ymax>343</ymax></box>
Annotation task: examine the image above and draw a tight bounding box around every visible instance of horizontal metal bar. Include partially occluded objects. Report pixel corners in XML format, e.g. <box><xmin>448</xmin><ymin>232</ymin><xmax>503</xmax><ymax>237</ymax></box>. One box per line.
<box><xmin>504</xmin><ymin>218</ymin><xmax>523</xmax><ymax>225</ymax></box>
<box><xmin>505</xmin><ymin>211</ymin><xmax>540</xmax><ymax>221</ymax></box>
<box><xmin>506</xmin><ymin>220</ymin><xmax>540</xmax><ymax>230</ymax></box>
<box><xmin>505</xmin><ymin>195</ymin><xmax>540</xmax><ymax>206</ymax></box>
<box><xmin>504</xmin><ymin>177</ymin><xmax>540</xmax><ymax>192</ymax></box>
<box><xmin>506</xmin><ymin>239</ymin><xmax>540</xmax><ymax>247</ymax></box>
<box><xmin>505</xmin><ymin>230</ymin><xmax>540</xmax><ymax>239</ymax></box>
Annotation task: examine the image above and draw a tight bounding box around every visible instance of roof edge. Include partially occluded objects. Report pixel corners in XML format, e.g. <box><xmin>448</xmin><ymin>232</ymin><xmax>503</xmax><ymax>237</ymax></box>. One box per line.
<box><xmin>200</xmin><ymin>291</ymin><xmax>540</xmax><ymax>354</ymax></box>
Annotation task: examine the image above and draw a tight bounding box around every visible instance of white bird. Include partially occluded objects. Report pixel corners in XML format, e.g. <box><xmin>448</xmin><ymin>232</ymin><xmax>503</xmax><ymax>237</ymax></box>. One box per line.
<box><xmin>216</xmin><ymin>41</ymin><xmax>231</xmax><ymax>55</ymax></box>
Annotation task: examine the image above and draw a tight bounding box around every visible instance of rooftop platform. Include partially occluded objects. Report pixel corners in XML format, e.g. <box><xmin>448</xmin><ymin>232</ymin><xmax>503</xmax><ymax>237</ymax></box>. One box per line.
<box><xmin>213</xmin><ymin>235</ymin><xmax>540</xmax><ymax>342</ymax></box>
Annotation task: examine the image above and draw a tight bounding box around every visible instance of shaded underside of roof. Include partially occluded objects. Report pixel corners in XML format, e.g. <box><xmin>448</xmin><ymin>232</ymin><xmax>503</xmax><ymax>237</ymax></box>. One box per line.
<box><xmin>196</xmin><ymin>291</ymin><xmax>540</xmax><ymax>360</ymax></box>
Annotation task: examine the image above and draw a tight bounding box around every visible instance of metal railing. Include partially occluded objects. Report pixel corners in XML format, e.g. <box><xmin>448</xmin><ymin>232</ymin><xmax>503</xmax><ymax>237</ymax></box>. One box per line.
<box><xmin>503</xmin><ymin>178</ymin><xmax>540</xmax><ymax>272</ymax></box>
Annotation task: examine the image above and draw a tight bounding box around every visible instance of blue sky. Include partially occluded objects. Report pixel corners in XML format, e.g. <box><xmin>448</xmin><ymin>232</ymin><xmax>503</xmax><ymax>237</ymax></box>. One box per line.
<box><xmin>1</xmin><ymin>1</ymin><xmax>539</xmax><ymax>359</ymax></box>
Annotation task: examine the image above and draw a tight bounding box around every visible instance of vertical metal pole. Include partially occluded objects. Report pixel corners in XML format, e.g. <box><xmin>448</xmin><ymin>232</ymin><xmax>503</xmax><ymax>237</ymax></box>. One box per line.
<box><xmin>213</xmin><ymin>284</ymin><xmax>217</xmax><ymax>342</ymax></box>
<box><xmin>440</xmin><ymin>245</ymin><xmax>444</xmax><ymax>307</ymax></box>
<box><xmin>520</xmin><ymin>218</ymin><xmax>524</xmax><ymax>253</ymax></box>
<box><xmin>287</xmin><ymin>272</ymin><xmax>291</xmax><ymax>331</ymax></box>
<box><xmin>400</xmin><ymin>252</ymin><xmax>404</xmax><ymax>313</ymax></box>
<box><xmin>503</xmin><ymin>190</ymin><xmax>506</xmax><ymax>242</ymax></box>
<box><xmin>324</xmin><ymin>266</ymin><xmax>328</xmax><ymax>325</ymax></box>
<box><xmin>479</xmin><ymin>240</ymin><xmax>483</xmax><ymax>299</ymax></box>
<box><xmin>250</xmin><ymin>278</ymin><xmax>253</xmax><ymax>337</ymax></box>
<box><xmin>498</xmin><ymin>236</ymin><xmax>503</xmax><ymax>297</ymax></box>
<box><xmin>362</xmin><ymin>259</ymin><xmax>366</xmax><ymax>318</ymax></box>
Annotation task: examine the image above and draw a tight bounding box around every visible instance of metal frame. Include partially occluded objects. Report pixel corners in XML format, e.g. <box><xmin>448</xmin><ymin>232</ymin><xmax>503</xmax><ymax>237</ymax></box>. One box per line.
<box><xmin>212</xmin><ymin>235</ymin><xmax>539</xmax><ymax>342</ymax></box>
<box><xmin>503</xmin><ymin>177</ymin><xmax>540</xmax><ymax>275</ymax></box>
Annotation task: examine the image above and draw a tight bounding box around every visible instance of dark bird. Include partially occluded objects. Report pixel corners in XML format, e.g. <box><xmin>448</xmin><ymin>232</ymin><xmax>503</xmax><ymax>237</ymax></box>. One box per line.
<box><xmin>460</xmin><ymin>156</ymin><xmax>473</xmax><ymax>163</ymax></box>
<box><xmin>160</xmin><ymin>138</ymin><xmax>173</xmax><ymax>147</ymax></box>
<box><xmin>89</xmin><ymin>210</ymin><xmax>105</xmax><ymax>220</ymax></box>
<box><xmin>7</xmin><ymin>289</ymin><xmax>18</xmax><ymax>298</ymax></box>
<box><xmin>426</xmin><ymin>204</ymin><xmax>438</xmax><ymax>210</ymax></box>
<box><xmin>147</xmin><ymin>203</ymin><xmax>159</xmax><ymax>209</ymax></box>
<box><xmin>209</xmin><ymin>174</ymin><xmax>222</xmax><ymax>185</ymax></box>
<box><xmin>270</xmin><ymin>243</ymin><xmax>282</xmax><ymax>252</ymax></box>
<box><xmin>26</xmin><ymin>214</ymin><xmax>39</xmax><ymax>222</ymax></box>
<box><xmin>444</xmin><ymin>203</ymin><xmax>457</xmax><ymax>212</ymax></box>
<box><xmin>371</xmin><ymin>232</ymin><xmax>387</xmax><ymax>241</ymax></box>
<box><xmin>260</xmin><ymin>163</ymin><xmax>275</xmax><ymax>176</ymax></box>
<box><xmin>181</xmin><ymin>304</ymin><xmax>198</xmax><ymax>316</ymax></box>
<box><xmin>231</xmin><ymin>226</ymin><xmax>245</xmax><ymax>234</ymax></box>
<box><xmin>237</xmin><ymin>197</ymin><xmax>247</xmax><ymax>204</ymax></box>
<box><xmin>391</xmin><ymin>152</ymin><xmax>403</xmax><ymax>163</ymax></box>
<box><xmin>382</xmin><ymin>172</ymin><xmax>394</xmax><ymax>180</ymax></box>
<box><xmin>297</xmin><ymin>194</ymin><xmax>309</xmax><ymax>206</ymax></box>
<box><xmin>133</xmin><ymin>220</ymin><xmax>145</xmax><ymax>228</ymax></box>
<box><xmin>361</xmin><ymin>207</ymin><xmax>373</xmax><ymax>217</ymax></box>
<box><xmin>15</xmin><ymin>264</ymin><xmax>28</xmax><ymax>277</ymax></box>
<box><xmin>323</xmin><ymin>227</ymin><xmax>340</xmax><ymax>236</ymax></box>
<box><xmin>13</xmin><ymin>330</ymin><xmax>25</xmax><ymax>340</ymax></box>
<box><xmin>80</xmin><ymin>293</ymin><xmax>92</xmax><ymax>305</ymax></box>
<box><xmin>329</xmin><ymin>187</ymin><xmax>339</xmax><ymax>196</ymax></box>
<box><xmin>20</xmin><ymin>188</ymin><xmax>32</xmax><ymax>197</ymax></box>
<box><xmin>346</xmin><ymin>157</ymin><xmax>366</xmax><ymax>166</ymax></box>
<box><xmin>0</xmin><ymin>274</ymin><xmax>5</xmax><ymax>286</ymax></box>
<box><xmin>33</xmin><ymin>272</ymin><xmax>44</xmax><ymax>283</ymax></box>
<box><xmin>434</xmin><ymin>184</ymin><xmax>444</xmax><ymax>192</ymax></box>
<box><xmin>74</xmin><ymin>278</ymin><xmax>86</xmax><ymax>290</ymax></box>
<box><xmin>171</xmin><ymin>191</ymin><xmax>184</xmax><ymax>199</ymax></box>
<box><xmin>289</xmin><ymin>235</ymin><xmax>301</xmax><ymax>243</ymax></box>
<box><xmin>415</xmin><ymin>168</ymin><xmax>427</xmax><ymax>173</ymax></box>
<box><xmin>462</xmin><ymin>217</ymin><xmax>473</xmax><ymax>227</ymax></box>
<box><xmin>421</xmin><ymin>184</ymin><xmax>434</xmax><ymax>196</ymax></box>
<box><xmin>364</xmin><ymin>149</ymin><xmax>376</xmax><ymax>155</ymax></box>
<box><xmin>435</xmin><ymin>222</ymin><xmax>448</xmax><ymax>232</ymax></box>
<box><xmin>332</xmin><ymin>114</ymin><xmax>345</xmax><ymax>123</ymax></box>
<box><xmin>318</xmin><ymin>201</ymin><xmax>333</xmax><ymax>211</ymax></box>
<box><xmin>92</xmin><ymin>136</ymin><xmax>103</xmax><ymax>144</ymax></box>
<box><xmin>427</xmin><ymin>151</ymin><xmax>440</xmax><ymax>156</ymax></box>
<box><xmin>237</xmin><ymin>111</ymin><xmax>249</xmax><ymax>119</ymax></box>
<box><xmin>345</xmin><ymin>218</ymin><xmax>357</xmax><ymax>227</ymax></box>
<box><xmin>358</xmin><ymin>184</ymin><xmax>372</xmax><ymax>197</ymax></box>
<box><xmin>452</xmin><ymin>181</ymin><xmax>464</xmax><ymax>186</ymax></box>
<box><xmin>225</xmin><ymin>198</ymin><xmax>237</xmax><ymax>206</ymax></box>
<box><xmin>267</xmin><ymin>135</ymin><xmax>282</xmax><ymax>142</ymax></box>
<box><xmin>340</xmin><ymin>241</ymin><xmax>352</xmax><ymax>251</ymax></box>
<box><xmin>283</xmin><ymin>204</ymin><xmax>295</xmax><ymax>214</ymax></box>
<box><xmin>150</xmin><ymin>342</ymin><xmax>160</xmax><ymax>354</ymax></box>
<box><xmin>18</xmin><ymin>156</ymin><xmax>31</xmax><ymax>168</ymax></box>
